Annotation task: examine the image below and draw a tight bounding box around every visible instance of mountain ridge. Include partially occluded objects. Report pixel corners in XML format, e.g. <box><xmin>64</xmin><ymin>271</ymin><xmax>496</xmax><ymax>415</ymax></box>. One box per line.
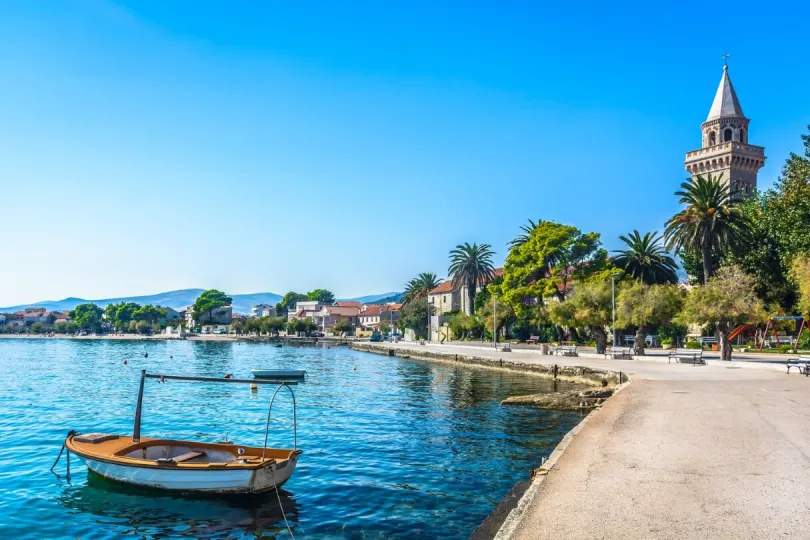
<box><xmin>0</xmin><ymin>289</ymin><xmax>403</xmax><ymax>314</ymax></box>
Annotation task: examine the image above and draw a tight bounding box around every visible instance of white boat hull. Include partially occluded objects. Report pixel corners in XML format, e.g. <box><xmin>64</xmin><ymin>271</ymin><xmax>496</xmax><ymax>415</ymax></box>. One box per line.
<box><xmin>251</xmin><ymin>369</ymin><xmax>306</xmax><ymax>379</ymax></box>
<box><xmin>79</xmin><ymin>453</ymin><xmax>299</xmax><ymax>493</ymax></box>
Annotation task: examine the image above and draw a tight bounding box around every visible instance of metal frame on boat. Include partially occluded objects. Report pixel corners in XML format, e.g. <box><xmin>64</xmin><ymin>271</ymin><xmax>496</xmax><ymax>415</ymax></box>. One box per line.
<box><xmin>56</xmin><ymin>370</ymin><xmax>302</xmax><ymax>494</ymax></box>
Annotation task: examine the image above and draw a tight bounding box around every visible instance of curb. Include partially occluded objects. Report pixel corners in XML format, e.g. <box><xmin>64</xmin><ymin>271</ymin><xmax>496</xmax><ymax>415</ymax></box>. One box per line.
<box><xmin>492</xmin><ymin>380</ymin><xmax>632</xmax><ymax>540</ymax></box>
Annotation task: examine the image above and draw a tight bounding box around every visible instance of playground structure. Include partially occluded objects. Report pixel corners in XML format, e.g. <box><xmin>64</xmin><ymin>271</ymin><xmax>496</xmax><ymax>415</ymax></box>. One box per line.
<box><xmin>758</xmin><ymin>316</ymin><xmax>808</xmax><ymax>351</ymax></box>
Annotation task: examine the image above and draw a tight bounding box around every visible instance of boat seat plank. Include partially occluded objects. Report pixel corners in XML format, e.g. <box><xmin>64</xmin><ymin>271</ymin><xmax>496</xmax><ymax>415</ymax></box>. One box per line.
<box><xmin>156</xmin><ymin>451</ymin><xmax>206</xmax><ymax>464</ymax></box>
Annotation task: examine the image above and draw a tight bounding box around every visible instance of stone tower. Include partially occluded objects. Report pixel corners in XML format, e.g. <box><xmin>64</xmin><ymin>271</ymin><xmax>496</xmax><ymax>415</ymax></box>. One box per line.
<box><xmin>684</xmin><ymin>63</ymin><xmax>766</xmax><ymax>197</ymax></box>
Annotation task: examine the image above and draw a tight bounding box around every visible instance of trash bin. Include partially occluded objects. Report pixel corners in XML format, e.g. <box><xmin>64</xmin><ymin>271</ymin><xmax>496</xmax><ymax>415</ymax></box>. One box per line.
<box><xmin>540</xmin><ymin>343</ymin><xmax>550</xmax><ymax>355</ymax></box>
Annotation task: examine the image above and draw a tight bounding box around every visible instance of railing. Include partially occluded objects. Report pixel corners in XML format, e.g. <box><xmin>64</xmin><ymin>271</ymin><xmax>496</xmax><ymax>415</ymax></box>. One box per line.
<box><xmin>685</xmin><ymin>142</ymin><xmax>765</xmax><ymax>160</ymax></box>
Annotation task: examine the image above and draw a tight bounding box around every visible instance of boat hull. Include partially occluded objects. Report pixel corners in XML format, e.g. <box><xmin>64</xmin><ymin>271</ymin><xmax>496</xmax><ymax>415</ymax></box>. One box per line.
<box><xmin>79</xmin><ymin>452</ymin><xmax>299</xmax><ymax>494</ymax></box>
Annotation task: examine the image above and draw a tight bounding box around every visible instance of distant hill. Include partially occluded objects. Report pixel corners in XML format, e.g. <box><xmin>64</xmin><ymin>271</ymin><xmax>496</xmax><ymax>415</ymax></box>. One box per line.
<box><xmin>345</xmin><ymin>292</ymin><xmax>403</xmax><ymax>304</ymax></box>
<box><xmin>0</xmin><ymin>289</ymin><xmax>283</xmax><ymax>315</ymax></box>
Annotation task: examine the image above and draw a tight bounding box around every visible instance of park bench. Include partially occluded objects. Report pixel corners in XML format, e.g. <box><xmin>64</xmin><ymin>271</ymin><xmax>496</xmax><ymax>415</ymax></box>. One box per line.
<box><xmin>767</xmin><ymin>336</ymin><xmax>797</xmax><ymax>349</ymax></box>
<box><xmin>696</xmin><ymin>336</ymin><xmax>717</xmax><ymax>346</ymax></box>
<box><xmin>605</xmin><ymin>347</ymin><xmax>632</xmax><ymax>360</ymax></box>
<box><xmin>669</xmin><ymin>348</ymin><xmax>705</xmax><ymax>365</ymax></box>
<box><xmin>526</xmin><ymin>335</ymin><xmax>540</xmax><ymax>344</ymax></box>
<box><xmin>786</xmin><ymin>355</ymin><xmax>810</xmax><ymax>375</ymax></box>
<box><xmin>550</xmin><ymin>344</ymin><xmax>578</xmax><ymax>357</ymax></box>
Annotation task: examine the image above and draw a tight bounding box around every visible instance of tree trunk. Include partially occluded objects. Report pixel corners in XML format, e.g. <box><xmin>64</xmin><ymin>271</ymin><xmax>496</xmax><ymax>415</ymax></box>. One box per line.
<box><xmin>469</xmin><ymin>283</ymin><xmax>476</xmax><ymax>316</ymax></box>
<box><xmin>701</xmin><ymin>245</ymin><xmax>713</xmax><ymax>284</ymax></box>
<box><xmin>718</xmin><ymin>322</ymin><xmax>732</xmax><ymax>360</ymax></box>
<box><xmin>634</xmin><ymin>327</ymin><xmax>646</xmax><ymax>356</ymax></box>
<box><xmin>592</xmin><ymin>326</ymin><xmax>608</xmax><ymax>354</ymax></box>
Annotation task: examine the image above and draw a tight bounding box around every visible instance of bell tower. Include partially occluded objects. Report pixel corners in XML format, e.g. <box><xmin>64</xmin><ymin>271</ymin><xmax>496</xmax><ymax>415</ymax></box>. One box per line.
<box><xmin>684</xmin><ymin>58</ymin><xmax>766</xmax><ymax>197</ymax></box>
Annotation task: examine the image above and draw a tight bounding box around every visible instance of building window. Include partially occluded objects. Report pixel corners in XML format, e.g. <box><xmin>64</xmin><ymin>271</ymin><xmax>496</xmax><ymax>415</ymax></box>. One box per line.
<box><xmin>708</xmin><ymin>131</ymin><xmax>716</xmax><ymax>146</ymax></box>
<box><xmin>723</xmin><ymin>128</ymin><xmax>732</xmax><ymax>142</ymax></box>
<box><xmin>740</xmin><ymin>128</ymin><xmax>746</xmax><ymax>144</ymax></box>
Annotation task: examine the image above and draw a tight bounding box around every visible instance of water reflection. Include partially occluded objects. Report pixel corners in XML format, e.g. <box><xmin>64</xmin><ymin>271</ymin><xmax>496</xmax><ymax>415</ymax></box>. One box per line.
<box><xmin>58</xmin><ymin>473</ymin><xmax>301</xmax><ymax>538</ymax></box>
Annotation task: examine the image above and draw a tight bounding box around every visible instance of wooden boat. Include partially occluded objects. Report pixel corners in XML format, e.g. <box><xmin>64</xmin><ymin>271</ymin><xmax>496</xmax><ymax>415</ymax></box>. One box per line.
<box><xmin>61</xmin><ymin>371</ymin><xmax>301</xmax><ymax>494</ymax></box>
<box><xmin>251</xmin><ymin>369</ymin><xmax>306</xmax><ymax>380</ymax></box>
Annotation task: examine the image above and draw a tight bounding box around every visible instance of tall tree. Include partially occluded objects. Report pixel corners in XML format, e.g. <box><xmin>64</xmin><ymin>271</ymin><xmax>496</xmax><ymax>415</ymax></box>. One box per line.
<box><xmin>508</xmin><ymin>218</ymin><xmax>545</xmax><ymax>249</ymax></box>
<box><xmin>792</xmin><ymin>256</ymin><xmax>810</xmax><ymax>316</ymax></box>
<box><xmin>448</xmin><ymin>242</ymin><xmax>495</xmax><ymax>316</ymax></box>
<box><xmin>69</xmin><ymin>303</ymin><xmax>103</xmax><ymax>332</ymax></box>
<box><xmin>278</xmin><ymin>292</ymin><xmax>308</xmax><ymax>317</ymax></box>
<box><xmin>403</xmin><ymin>273</ymin><xmax>442</xmax><ymax>304</ymax></box>
<box><xmin>502</xmin><ymin>221</ymin><xmax>607</xmax><ymax>313</ymax></box>
<box><xmin>192</xmin><ymin>289</ymin><xmax>232</xmax><ymax>325</ymax></box>
<box><xmin>677</xmin><ymin>266</ymin><xmax>766</xmax><ymax>360</ymax></box>
<box><xmin>612</xmin><ymin>230</ymin><xmax>678</xmax><ymax>285</ymax></box>
<box><xmin>398</xmin><ymin>298</ymin><xmax>434</xmax><ymax>339</ymax></box>
<box><xmin>664</xmin><ymin>174</ymin><xmax>750</xmax><ymax>283</ymax></box>
<box><xmin>547</xmin><ymin>279</ymin><xmax>612</xmax><ymax>353</ymax></box>
<box><xmin>133</xmin><ymin>305</ymin><xmax>167</xmax><ymax>325</ymax></box>
<box><xmin>616</xmin><ymin>282</ymin><xmax>684</xmax><ymax>355</ymax></box>
<box><xmin>307</xmin><ymin>289</ymin><xmax>335</xmax><ymax>304</ymax></box>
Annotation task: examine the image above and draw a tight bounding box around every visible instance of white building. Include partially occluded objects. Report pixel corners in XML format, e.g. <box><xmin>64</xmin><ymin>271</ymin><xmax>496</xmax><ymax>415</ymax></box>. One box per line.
<box><xmin>252</xmin><ymin>304</ymin><xmax>276</xmax><ymax>318</ymax></box>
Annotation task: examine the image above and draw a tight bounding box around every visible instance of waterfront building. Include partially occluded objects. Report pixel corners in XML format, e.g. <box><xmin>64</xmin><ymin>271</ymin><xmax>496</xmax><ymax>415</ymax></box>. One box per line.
<box><xmin>357</xmin><ymin>304</ymin><xmax>402</xmax><ymax>333</ymax></box>
<box><xmin>252</xmin><ymin>304</ymin><xmax>275</xmax><ymax>318</ymax></box>
<box><xmin>684</xmin><ymin>61</ymin><xmax>766</xmax><ymax>197</ymax></box>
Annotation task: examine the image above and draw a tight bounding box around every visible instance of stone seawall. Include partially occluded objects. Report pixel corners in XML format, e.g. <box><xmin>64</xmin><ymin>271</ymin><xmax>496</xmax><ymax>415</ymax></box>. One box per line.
<box><xmin>351</xmin><ymin>342</ymin><xmax>626</xmax><ymax>387</ymax></box>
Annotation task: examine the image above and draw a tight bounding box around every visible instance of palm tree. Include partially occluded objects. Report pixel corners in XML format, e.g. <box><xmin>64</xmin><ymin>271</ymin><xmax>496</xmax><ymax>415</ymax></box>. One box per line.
<box><xmin>508</xmin><ymin>218</ymin><xmax>543</xmax><ymax>249</ymax></box>
<box><xmin>448</xmin><ymin>243</ymin><xmax>496</xmax><ymax>315</ymax></box>
<box><xmin>612</xmin><ymin>230</ymin><xmax>678</xmax><ymax>285</ymax></box>
<box><xmin>664</xmin><ymin>174</ymin><xmax>750</xmax><ymax>283</ymax></box>
<box><xmin>403</xmin><ymin>272</ymin><xmax>443</xmax><ymax>304</ymax></box>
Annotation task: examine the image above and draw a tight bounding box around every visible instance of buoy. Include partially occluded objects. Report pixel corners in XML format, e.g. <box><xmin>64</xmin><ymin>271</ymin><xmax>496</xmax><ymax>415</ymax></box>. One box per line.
<box><xmin>224</xmin><ymin>373</ymin><xmax>233</xmax><ymax>379</ymax></box>
<box><xmin>143</xmin><ymin>352</ymin><xmax>148</xmax><ymax>358</ymax></box>
<box><xmin>123</xmin><ymin>360</ymin><xmax>128</xmax><ymax>365</ymax></box>
<box><xmin>169</xmin><ymin>355</ymin><xmax>173</xmax><ymax>360</ymax></box>
<box><xmin>250</xmin><ymin>383</ymin><xmax>258</xmax><ymax>392</ymax></box>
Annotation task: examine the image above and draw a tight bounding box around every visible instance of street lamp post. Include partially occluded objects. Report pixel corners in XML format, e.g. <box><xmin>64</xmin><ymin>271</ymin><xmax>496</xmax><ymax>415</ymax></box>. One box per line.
<box><xmin>611</xmin><ymin>273</ymin><xmax>621</xmax><ymax>348</ymax></box>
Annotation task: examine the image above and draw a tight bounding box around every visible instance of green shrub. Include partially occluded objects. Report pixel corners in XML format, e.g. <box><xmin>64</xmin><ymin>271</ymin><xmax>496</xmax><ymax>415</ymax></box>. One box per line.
<box><xmin>685</xmin><ymin>339</ymin><xmax>701</xmax><ymax>349</ymax></box>
<box><xmin>778</xmin><ymin>344</ymin><xmax>795</xmax><ymax>354</ymax></box>
<box><xmin>661</xmin><ymin>337</ymin><xmax>673</xmax><ymax>345</ymax></box>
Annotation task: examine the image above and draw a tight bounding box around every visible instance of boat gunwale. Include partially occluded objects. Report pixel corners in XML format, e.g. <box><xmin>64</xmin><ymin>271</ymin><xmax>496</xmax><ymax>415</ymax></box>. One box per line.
<box><xmin>66</xmin><ymin>435</ymin><xmax>301</xmax><ymax>471</ymax></box>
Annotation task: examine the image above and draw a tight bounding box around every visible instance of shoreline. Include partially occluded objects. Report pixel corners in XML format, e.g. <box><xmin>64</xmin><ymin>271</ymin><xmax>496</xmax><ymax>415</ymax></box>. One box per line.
<box><xmin>351</xmin><ymin>342</ymin><xmax>627</xmax><ymax>539</ymax></box>
<box><xmin>0</xmin><ymin>334</ymin><xmax>357</xmax><ymax>344</ymax></box>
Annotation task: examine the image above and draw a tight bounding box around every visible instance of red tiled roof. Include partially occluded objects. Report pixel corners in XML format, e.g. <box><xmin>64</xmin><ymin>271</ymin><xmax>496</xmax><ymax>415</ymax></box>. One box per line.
<box><xmin>322</xmin><ymin>306</ymin><xmax>360</xmax><ymax>316</ymax></box>
<box><xmin>428</xmin><ymin>281</ymin><xmax>454</xmax><ymax>294</ymax></box>
<box><xmin>336</xmin><ymin>301</ymin><xmax>362</xmax><ymax>308</ymax></box>
<box><xmin>429</xmin><ymin>268</ymin><xmax>504</xmax><ymax>294</ymax></box>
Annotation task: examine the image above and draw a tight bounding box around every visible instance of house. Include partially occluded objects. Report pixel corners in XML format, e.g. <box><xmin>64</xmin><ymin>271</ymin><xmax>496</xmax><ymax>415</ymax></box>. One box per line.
<box><xmin>335</xmin><ymin>301</ymin><xmax>362</xmax><ymax>308</ymax></box>
<box><xmin>185</xmin><ymin>305</ymin><xmax>232</xmax><ymax>327</ymax></box>
<box><xmin>161</xmin><ymin>307</ymin><xmax>182</xmax><ymax>323</ymax></box>
<box><xmin>252</xmin><ymin>304</ymin><xmax>276</xmax><ymax>318</ymax></box>
<box><xmin>312</xmin><ymin>305</ymin><xmax>360</xmax><ymax>332</ymax></box>
<box><xmin>358</xmin><ymin>304</ymin><xmax>402</xmax><ymax>333</ymax></box>
<box><xmin>288</xmin><ymin>301</ymin><xmax>328</xmax><ymax>322</ymax></box>
<box><xmin>427</xmin><ymin>269</ymin><xmax>504</xmax><ymax>317</ymax></box>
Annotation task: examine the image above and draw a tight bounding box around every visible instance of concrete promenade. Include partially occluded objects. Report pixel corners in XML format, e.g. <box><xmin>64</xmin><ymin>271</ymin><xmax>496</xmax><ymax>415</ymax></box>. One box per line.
<box><xmin>364</xmin><ymin>342</ymin><xmax>810</xmax><ymax>539</ymax></box>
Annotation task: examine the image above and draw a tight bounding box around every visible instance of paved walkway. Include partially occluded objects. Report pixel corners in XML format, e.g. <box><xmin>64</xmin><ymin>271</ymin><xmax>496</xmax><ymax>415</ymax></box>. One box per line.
<box><xmin>367</xmin><ymin>343</ymin><xmax>810</xmax><ymax>539</ymax></box>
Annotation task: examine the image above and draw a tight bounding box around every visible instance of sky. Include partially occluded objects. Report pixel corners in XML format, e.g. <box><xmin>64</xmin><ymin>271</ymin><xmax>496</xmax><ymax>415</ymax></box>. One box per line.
<box><xmin>1</xmin><ymin>0</ymin><xmax>808</xmax><ymax>306</ymax></box>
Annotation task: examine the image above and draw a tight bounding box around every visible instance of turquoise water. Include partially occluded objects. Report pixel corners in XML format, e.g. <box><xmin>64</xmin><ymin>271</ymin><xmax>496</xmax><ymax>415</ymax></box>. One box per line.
<box><xmin>0</xmin><ymin>339</ymin><xmax>583</xmax><ymax>539</ymax></box>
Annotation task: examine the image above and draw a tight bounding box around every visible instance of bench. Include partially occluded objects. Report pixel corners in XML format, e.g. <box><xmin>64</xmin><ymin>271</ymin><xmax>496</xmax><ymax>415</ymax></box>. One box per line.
<box><xmin>550</xmin><ymin>345</ymin><xmax>578</xmax><ymax>357</ymax></box>
<box><xmin>669</xmin><ymin>348</ymin><xmax>705</xmax><ymax>365</ymax></box>
<box><xmin>605</xmin><ymin>347</ymin><xmax>632</xmax><ymax>360</ymax></box>
<box><xmin>526</xmin><ymin>335</ymin><xmax>540</xmax><ymax>344</ymax></box>
<box><xmin>787</xmin><ymin>355</ymin><xmax>810</xmax><ymax>376</ymax></box>
<box><xmin>696</xmin><ymin>336</ymin><xmax>717</xmax><ymax>346</ymax></box>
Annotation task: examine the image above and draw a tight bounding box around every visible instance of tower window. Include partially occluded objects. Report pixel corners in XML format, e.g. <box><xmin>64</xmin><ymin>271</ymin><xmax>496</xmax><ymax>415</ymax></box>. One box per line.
<box><xmin>740</xmin><ymin>128</ymin><xmax>746</xmax><ymax>144</ymax></box>
<box><xmin>724</xmin><ymin>128</ymin><xmax>733</xmax><ymax>142</ymax></box>
<box><xmin>709</xmin><ymin>131</ymin><xmax>716</xmax><ymax>146</ymax></box>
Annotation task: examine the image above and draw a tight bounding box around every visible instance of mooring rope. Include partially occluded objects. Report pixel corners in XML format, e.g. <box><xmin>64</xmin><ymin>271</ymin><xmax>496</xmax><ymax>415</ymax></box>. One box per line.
<box><xmin>271</xmin><ymin>468</ymin><xmax>295</xmax><ymax>539</ymax></box>
<box><xmin>50</xmin><ymin>430</ymin><xmax>76</xmax><ymax>476</ymax></box>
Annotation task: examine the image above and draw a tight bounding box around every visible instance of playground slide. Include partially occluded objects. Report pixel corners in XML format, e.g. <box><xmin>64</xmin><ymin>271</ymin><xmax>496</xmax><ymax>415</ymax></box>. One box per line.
<box><xmin>728</xmin><ymin>324</ymin><xmax>751</xmax><ymax>341</ymax></box>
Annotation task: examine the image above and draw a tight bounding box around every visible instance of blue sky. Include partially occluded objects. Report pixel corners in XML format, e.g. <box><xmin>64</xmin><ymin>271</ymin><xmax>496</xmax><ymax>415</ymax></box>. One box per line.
<box><xmin>1</xmin><ymin>0</ymin><xmax>808</xmax><ymax>306</ymax></box>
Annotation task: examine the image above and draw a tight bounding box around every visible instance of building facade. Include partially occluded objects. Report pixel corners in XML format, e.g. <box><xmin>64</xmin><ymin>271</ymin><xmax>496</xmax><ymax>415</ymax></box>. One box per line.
<box><xmin>684</xmin><ymin>63</ymin><xmax>766</xmax><ymax>197</ymax></box>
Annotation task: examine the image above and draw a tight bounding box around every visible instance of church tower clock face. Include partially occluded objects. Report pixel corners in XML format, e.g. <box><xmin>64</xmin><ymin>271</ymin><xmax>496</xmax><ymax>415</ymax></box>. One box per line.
<box><xmin>684</xmin><ymin>57</ymin><xmax>766</xmax><ymax>198</ymax></box>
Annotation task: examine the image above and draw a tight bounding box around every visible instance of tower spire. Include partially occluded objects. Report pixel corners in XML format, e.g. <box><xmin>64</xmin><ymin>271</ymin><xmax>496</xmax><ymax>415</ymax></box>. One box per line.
<box><xmin>706</xmin><ymin>60</ymin><xmax>744</xmax><ymax>121</ymax></box>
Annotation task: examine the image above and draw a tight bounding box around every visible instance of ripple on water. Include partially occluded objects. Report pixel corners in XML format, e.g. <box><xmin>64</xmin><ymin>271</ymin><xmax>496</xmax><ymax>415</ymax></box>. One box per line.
<box><xmin>0</xmin><ymin>339</ymin><xmax>584</xmax><ymax>539</ymax></box>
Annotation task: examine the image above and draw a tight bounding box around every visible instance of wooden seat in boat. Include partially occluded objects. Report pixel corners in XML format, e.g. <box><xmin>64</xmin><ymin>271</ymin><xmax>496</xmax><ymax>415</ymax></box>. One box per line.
<box><xmin>156</xmin><ymin>451</ymin><xmax>206</xmax><ymax>464</ymax></box>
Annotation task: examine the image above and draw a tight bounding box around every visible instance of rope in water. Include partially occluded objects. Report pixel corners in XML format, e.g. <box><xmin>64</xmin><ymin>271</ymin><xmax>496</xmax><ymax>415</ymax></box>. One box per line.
<box><xmin>271</xmin><ymin>468</ymin><xmax>295</xmax><ymax>539</ymax></box>
<box><xmin>50</xmin><ymin>430</ymin><xmax>75</xmax><ymax>475</ymax></box>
